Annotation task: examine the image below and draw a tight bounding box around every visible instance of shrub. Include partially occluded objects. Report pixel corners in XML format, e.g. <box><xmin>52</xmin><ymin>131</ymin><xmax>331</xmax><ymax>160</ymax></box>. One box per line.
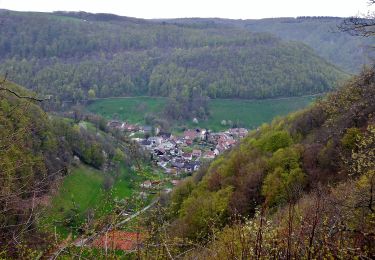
<box><xmin>341</xmin><ymin>127</ymin><xmax>361</xmax><ymax>150</ymax></box>
<box><xmin>255</xmin><ymin>130</ymin><xmax>293</xmax><ymax>153</ymax></box>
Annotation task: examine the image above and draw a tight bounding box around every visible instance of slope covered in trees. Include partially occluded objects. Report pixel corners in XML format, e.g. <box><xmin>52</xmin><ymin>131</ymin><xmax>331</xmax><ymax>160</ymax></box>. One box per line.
<box><xmin>0</xmin><ymin>10</ymin><xmax>347</xmax><ymax>103</ymax></box>
<box><xmin>245</xmin><ymin>17</ymin><xmax>374</xmax><ymax>73</ymax></box>
<box><xmin>164</xmin><ymin>17</ymin><xmax>375</xmax><ymax>73</ymax></box>
<box><xmin>0</xmin><ymin>80</ymin><xmax>136</xmax><ymax>256</ymax></box>
<box><xmin>144</xmin><ymin>68</ymin><xmax>375</xmax><ymax>258</ymax></box>
<box><xmin>0</xmin><ymin>80</ymin><xmax>70</xmax><ymax>255</ymax></box>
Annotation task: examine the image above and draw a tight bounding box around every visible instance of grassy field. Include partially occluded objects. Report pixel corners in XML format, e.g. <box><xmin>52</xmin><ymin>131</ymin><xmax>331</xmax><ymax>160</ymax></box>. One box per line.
<box><xmin>87</xmin><ymin>96</ymin><xmax>315</xmax><ymax>131</ymax></box>
<box><xmin>87</xmin><ymin>97</ymin><xmax>166</xmax><ymax>124</ymax></box>
<box><xmin>40</xmin><ymin>165</ymin><xmax>139</xmax><ymax>237</ymax></box>
<box><xmin>200</xmin><ymin>97</ymin><xmax>315</xmax><ymax>131</ymax></box>
<box><xmin>40</xmin><ymin>162</ymin><xmax>170</xmax><ymax>238</ymax></box>
<box><xmin>40</xmin><ymin>166</ymin><xmax>104</xmax><ymax>237</ymax></box>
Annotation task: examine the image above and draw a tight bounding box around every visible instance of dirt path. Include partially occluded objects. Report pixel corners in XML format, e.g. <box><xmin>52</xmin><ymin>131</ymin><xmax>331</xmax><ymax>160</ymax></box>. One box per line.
<box><xmin>115</xmin><ymin>198</ymin><xmax>158</xmax><ymax>228</ymax></box>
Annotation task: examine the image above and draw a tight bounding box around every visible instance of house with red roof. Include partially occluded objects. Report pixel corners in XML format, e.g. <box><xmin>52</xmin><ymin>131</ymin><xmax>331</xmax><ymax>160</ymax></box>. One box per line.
<box><xmin>182</xmin><ymin>152</ymin><xmax>193</xmax><ymax>160</ymax></box>
<box><xmin>203</xmin><ymin>151</ymin><xmax>215</xmax><ymax>159</ymax></box>
<box><xmin>92</xmin><ymin>231</ymin><xmax>143</xmax><ymax>251</ymax></box>
<box><xmin>183</xmin><ymin>130</ymin><xmax>198</xmax><ymax>140</ymax></box>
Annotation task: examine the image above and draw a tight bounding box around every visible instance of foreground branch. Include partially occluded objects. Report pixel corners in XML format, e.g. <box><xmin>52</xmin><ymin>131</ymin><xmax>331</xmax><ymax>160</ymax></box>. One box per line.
<box><xmin>0</xmin><ymin>76</ymin><xmax>44</xmax><ymax>102</ymax></box>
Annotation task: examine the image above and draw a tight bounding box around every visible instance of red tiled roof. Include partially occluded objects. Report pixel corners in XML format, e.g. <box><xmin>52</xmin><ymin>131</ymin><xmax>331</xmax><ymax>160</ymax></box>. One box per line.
<box><xmin>184</xmin><ymin>130</ymin><xmax>198</xmax><ymax>139</ymax></box>
<box><xmin>203</xmin><ymin>151</ymin><xmax>215</xmax><ymax>158</ymax></box>
<box><xmin>92</xmin><ymin>231</ymin><xmax>143</xmax><ymax>251</ymax></box>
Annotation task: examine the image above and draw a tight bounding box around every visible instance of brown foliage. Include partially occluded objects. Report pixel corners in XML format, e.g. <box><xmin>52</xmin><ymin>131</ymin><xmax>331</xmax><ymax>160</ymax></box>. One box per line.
<box><xmin>228</xmin><ymin>170</ymin><xmax>264</xmax><ymax>217</ymax></box>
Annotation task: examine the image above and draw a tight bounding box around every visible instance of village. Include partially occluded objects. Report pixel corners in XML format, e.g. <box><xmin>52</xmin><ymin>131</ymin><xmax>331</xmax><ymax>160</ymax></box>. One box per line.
<box><xmin>107</xmin><ymin>120</ymin><xmax>248</xmax><ymax>187</ymax></box>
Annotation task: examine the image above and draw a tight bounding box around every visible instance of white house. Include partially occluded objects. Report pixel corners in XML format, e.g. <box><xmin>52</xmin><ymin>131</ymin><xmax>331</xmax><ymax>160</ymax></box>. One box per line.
<box><xmin>140</xmin><ymin>180</ymin><xmax>152</xmax><ymax>189</ymax></box>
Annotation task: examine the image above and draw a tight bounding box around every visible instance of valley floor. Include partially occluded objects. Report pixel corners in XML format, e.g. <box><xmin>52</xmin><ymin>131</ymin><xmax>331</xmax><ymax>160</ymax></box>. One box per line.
<box><xmin>87</xmin><ymin>95</ymin><xmax>315</xmax><ymax>131</ymax></box>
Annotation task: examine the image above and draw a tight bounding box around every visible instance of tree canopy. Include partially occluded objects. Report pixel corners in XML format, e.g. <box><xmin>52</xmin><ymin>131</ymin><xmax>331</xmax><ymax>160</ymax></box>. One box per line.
<box><xmin>0</xmin><ymin>10</ymin><xmax>347</xmax><ymax>104</ymax></box>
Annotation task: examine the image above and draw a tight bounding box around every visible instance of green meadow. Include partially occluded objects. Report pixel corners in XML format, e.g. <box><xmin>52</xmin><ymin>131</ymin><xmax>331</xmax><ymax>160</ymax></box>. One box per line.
<box><xmin>203</xmin><ymin>96</ymin><xmax>315</xmax><ymax>131</ymax></box>
<box><xmin>40</xmin><ymin>165</ymin><xmax>140</xmax><ymax>237</ymax></box>
<box><xmin>87</xmin><ymin>97</ymin><xmax>167</xmax><ymax>124</ymax></box>
<box><xmin>87</xmin><ymin>96</ymin><xmax>315</xmax><ymax>131</ymax></box>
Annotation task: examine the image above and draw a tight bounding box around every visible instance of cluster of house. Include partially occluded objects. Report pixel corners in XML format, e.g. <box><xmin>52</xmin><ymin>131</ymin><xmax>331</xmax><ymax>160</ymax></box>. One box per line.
<box><xmin>107</xmin><ymin>119</ymin><xmax>248</xmax><ymax>178</ymax></box>
<box><xmin>107</xmin><ymin>120</ymin><xmax>249</xmax><ymax>198</ymax></box>
<box><xmin>136</xmin><ymin>127</ymin><xmax>248</xmax><ymax>176</ymax></box>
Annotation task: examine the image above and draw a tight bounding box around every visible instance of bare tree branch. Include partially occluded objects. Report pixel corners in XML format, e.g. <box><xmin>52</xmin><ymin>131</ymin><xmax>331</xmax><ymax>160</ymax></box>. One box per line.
<box><xmin>338</xmin><ymin>1</ymin><xmax>375</xmax><ymax>37</ymax></box>
<box><xmin>340</xmin><ymin>18</ymin><xmax>375</xmax><ymax>37</ymax></box>
<box><xmin>0</xmin><ymin>75</ymin><xmax>45</xmax><ymax>102</ymax></box>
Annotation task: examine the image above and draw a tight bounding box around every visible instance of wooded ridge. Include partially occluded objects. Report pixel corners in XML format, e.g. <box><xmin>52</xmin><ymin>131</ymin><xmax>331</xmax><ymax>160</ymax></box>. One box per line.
<box><xmin>0</xmin><ymin>10</ymin><xmax>347</xmax><ymax>103</ymax></box>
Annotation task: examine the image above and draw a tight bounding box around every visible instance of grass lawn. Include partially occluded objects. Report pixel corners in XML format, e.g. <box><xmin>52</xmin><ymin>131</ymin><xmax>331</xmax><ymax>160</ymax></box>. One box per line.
<box><xmin>87</xmin><ymin>96</ymin><xmax>315</xmax><ymax>131</ymax></box>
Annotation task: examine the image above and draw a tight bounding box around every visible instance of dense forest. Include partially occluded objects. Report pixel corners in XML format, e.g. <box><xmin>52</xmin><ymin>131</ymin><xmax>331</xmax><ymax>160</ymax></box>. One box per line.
<box><xmin>245</xmin><ymin>17</ymin><xmax>374</xmax><ymax>73</ymax></box>
<box><xmin>143</xmin><ymin>68</ymin><xmax>375</xmax><ymax>258</ymax></box>
<box><xmin>165</xmin><ymin>16</ymin><xmax>375</xmax><ymax>73</ymax></box>
<box><xmin>0</xmin><ymin>10</ymin><xmax>347</xmax><ymax>106</ymax></box>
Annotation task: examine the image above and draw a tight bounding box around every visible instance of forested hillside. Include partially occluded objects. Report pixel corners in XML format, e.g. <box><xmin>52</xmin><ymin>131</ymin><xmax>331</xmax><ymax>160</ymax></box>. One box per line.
<box><xmin>165</xmin><ymin>17</ymin><xmax>374</xmax><ymax>73</ymax></box>
<box><xmin>0</xmin><ymin>80</ymin><xmax>134</xmax><ymax>256</ymax></box>
<box><xmin>0</xmin><ymin>10</ymin><xmax>346</xmax><ymax>104</ymax></box>
<box><xmin>245</xmin><ymin>17</ymin><xmax>374</xmax><ymax>73</ymax></box>
<box><xmin>0</xmin><ymin>80</ymin><xmax>69</xmax><ymax>254</ymax></box>
<box><xmin>144</xmin><ymin>68</ymin><xmax>375</xmax><ymax>258</ymax></box>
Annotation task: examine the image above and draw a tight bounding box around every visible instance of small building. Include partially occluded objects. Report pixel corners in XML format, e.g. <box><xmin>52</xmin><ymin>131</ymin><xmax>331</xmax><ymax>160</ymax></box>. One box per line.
<box><xmin>157</xmin><ymin>161</ymin><xmax>168</xmax><ymax>168</ymax></box>
<box><xmin>140</xmin><ymin>180</ymin><xmax>152</xmax><ymax>189</ymax></box>
<box><xmin>164</xmin><ymin>188</ymin><xmax>172</xmax><ymax>194</ymax></box>
<box><xmin>182</xmin><ymin>153</ymin><xmax>193</xmax><ymax>160</ymax></box>
<box><xmin>192</xmin><ymin>149</ymin><xmax>202</xmax><ymax>158</ymax></box>
<box><xmin>229</xmin><ymin>128</ymin><xmax>248</xmax><ymax>138</ymax></box>
<box><xmin>154</xmin><ymin>148</ymin><xmax>165</xmax><ymax>156</ymax></box>
<box><xmin>227</xmin><ymin>139</ymin><xmax>236</xmax><ymax>146</ymax></box>
<box><xmin>142</xmin><ymin>125</ymin><xmax>153</xmax><ymax>133</ymax></box>
<box><xmin>171</xmin><ymin>161</ymin><xmax>184</xmax><ymax>169</ymax></box>
<box><xmin>149</xmin><ymin>136</ymin><xmax>163</xmax><ymax>145</ymax></box>
<box><xmin>171</xmin><ymin>180</ymin><xmax>181</xmax><ymax>186</ymax></box>
<box><xmin>92</xmin><ymin>231</ymin><xmax>143</xmax><ymax>251</ymax></box>
<box><xmin>107</xmin><ymin>120</ymin><xmax>123</xmax><ymax>129</ymax></box>
<box><xmin>124</xmin><ymin>124</ymin><xmax>139</xmax><ymax>132</ymax></box>
<box><xmin>169</xmin><ymin>149</ymin><xmax>181</xmax><ymax>156</ymax></box>
<box><xmin>184</xmin><ymin>161</ymin><xmax>200</xmax><ymax>172</ymax></box>
<box><xmin>175</xmin><ymin>138</ymin><xmax>184</xmax><ymax>145</ymax></box>
<box><xmin>161</xmin><ymin>141</ymin><xmax>175</xmax><ymax>150</ymax></box>
<box><xmin>140</xmin><ymin>139</ymin><xmax>152</xmax><ymax>149</ymax></box>
<box><xmin>165</xmin><ymin>168</ymin><xmax>176</xmax><ymax>174</ymax></box>
<box><xmin>151</xmin><ymin>180</ymin><xmax>161</xmax><ymax>186</ymax></box>
<box><xmin>203</xmin><ymin>151</ymin><xmax>215</xmax><ymax>159</ymax></box>
<box><xmin>159</xmin><ymin>131</ymin><xmax>172</xmax><ymax>139</ymax></box>
<box><xmin>184</xmin><ymin>130</ymin><xmax>198</xmax><ymax>140</ymax></box>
